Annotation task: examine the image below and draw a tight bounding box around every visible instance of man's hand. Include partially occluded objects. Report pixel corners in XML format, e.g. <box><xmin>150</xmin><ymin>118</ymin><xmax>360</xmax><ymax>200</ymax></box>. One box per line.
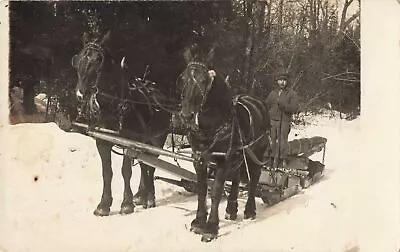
<box><xmin>278</xmin><ymin>101</ymin><xmax>285</xmax><ymax>110</ymax></box>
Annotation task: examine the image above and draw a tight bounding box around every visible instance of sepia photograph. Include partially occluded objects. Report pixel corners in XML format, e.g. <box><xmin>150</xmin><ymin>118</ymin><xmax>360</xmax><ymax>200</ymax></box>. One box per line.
<box><xmin>0</xmin><ymin>0</ymin><xmax>398</xmax><ymax>251</ymax></box>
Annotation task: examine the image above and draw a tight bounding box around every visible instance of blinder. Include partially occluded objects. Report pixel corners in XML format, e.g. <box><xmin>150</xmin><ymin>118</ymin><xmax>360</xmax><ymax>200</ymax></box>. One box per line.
<box><xmin>71</xmin><ymin>54</ymin><xmax>79</xmax><ymax>69</ymax></box>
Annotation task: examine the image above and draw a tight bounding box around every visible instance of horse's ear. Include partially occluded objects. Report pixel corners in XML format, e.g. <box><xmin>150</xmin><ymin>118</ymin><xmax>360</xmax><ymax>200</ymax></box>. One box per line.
<box><xmin>225</xmin><ymin>75</ymin><xmax>230</xmax><ymax>84</ymax></box>
<box><xmin>100</xmin><ymin>30</ymin><xmax>111</xmax><ymax>46</ymax></box>
<box><xmin>82</xmin><ymin>32</ymin><xmax>90</xmax><ymax>45</ymax></box>
<box><xmin>205</xmin><ymin>45</ymin><xmax>215</xmax><ymax>65</ymax></box>
<box><xmin>71</xmin><ymin>54</ymin><xmax>79</xmax><ymax>68</ymax></box>
<box><xmin>120</xmin><ymin>56</ymin><xmax>128</xmax><ymax>69</ymax></box>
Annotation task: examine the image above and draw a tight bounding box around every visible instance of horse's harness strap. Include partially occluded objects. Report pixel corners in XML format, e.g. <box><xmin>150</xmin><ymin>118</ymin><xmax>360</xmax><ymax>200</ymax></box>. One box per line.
<box><xmin>86</xmin><ymin>43</ymin><xmax>105</xmax><ymax>93</ymax></box>
<box><xmin>205</xmin><ymin>102</ymin><xmax>267</xmax><ymax>164</ymax></box>
<box><xmin>200</xmin><ymin>121</ymin><xmax>232</xmax><ymax>153</ymax></box>
<box><xmin>182</xmin><ymin>63</ymin><xmax>258</xmax><ymax>161</ymax></box>
<box><xmin>232</xmin><ymin>99</ymin><xmax>270</xmax><ymax>167</ymax></box>
<box><xmin>237</xmin><ymin>133</ymin><xmax>265</xmax><ymax>150</ymax></box>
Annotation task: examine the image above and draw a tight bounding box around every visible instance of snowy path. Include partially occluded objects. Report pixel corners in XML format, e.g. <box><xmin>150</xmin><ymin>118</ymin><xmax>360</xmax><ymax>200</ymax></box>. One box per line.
<box><xmin>0</xmin><ymin>115</ymin><xmax>360</xmax><ymax>252</ymax></box>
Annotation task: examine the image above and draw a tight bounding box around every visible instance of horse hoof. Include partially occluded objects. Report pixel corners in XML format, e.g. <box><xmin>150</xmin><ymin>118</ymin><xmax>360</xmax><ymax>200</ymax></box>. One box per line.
<box><xmin>133</xmin><ymin>196</ymin><xmax>146</xmax><ymax>206</ymax></box>
<box><xmin>201</xmin><ymin>233</ymin><xmax>218</xmax><ymax>242</ymax></box>
<box><xmin>93</xmin><ymin>207</ymin><xmax>110</xmax><ymax>217</ymax></box>
<box><xmin>190</xmin><ymin>226</ymin><xmax>205</xmax><ymax>235</ymax></box>
<box><xmin>146</xmin><ymin>199</ymin><xmax>156</xmax><ymax>209</ymax></box>
<box><xmin>120</xmin><ymin>204</ymin><xmax>135</xmax><ymax>215</ymax></box>
<box><xmin>142</xmin><ymin>200</ymin><xmax>156</xmax><ymax>209</ymax></box>
<box><xmin>224</xmin><ymin>212</ymin><xmax>238</xmax><ymax>221</ymax></box>
<box><xmin>190</xmin><ymin>218</ymin><xmax>206</xmax><ymax>234</ymax></box>
<box><xmin>244</xmin><ymin>213</ymin><xmax>256</xmax><ymax>220</ymax></box>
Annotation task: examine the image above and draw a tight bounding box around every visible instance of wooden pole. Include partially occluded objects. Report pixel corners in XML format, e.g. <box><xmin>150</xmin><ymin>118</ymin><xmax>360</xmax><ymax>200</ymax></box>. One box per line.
<box><xmin>87</xmin><ymin>130</ymin><xmax>195</xmax><ymax>163</ymax></box>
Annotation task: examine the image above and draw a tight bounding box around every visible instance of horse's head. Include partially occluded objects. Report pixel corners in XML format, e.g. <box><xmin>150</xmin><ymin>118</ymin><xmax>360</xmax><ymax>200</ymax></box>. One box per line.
<box><xmin>179</xmin><ymin>62</ymin><xmax>216</xmax><ymax>126</ymax></box>
<box><xmin>71</xmin><ymin>31</ymin><xmax>111</xmax><ymax>101</ymax></box>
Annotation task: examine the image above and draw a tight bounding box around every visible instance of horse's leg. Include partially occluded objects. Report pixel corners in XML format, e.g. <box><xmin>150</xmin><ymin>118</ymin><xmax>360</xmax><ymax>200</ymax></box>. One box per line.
<box><xmin>190</xmin><ymin>161</ymin><xmax>208</xmax><ymax>234</ymax></box>
<box><xmin>142</xmin><ymin>164</ymin><xmax>156</xmax><ymax>209</ymax></box>
<box><xmin>133</xmin><ymin>164</ymin><xmax>148</xmax><ymax>206</ymax></box>
<box><xmin>137</xmin><ymin>133</ymin><xmax>167</xmax><ymax>209</ymax></box>
<box><xmin>244</xmin><ymin>164</ymin><xmax>261</xmax><ymax>220</ymax></box>
<box><xmin>202</xmin><ymin>167</ymin><xmax>227</xmax><ymax>242</ymax></box>
<box><xmin>120</xmin><ymin>155</ymin><xmax>135</xmax><ymax>215</ymax></box>
<box><xmin>225</xmin><ymin>169</ymin><xmax>240</xmax><ymax>221</ymax></box>
<box><xmin>94</xmin><ymin>140</ymin><xmax>113</xmax><ymax>217</ymax></box>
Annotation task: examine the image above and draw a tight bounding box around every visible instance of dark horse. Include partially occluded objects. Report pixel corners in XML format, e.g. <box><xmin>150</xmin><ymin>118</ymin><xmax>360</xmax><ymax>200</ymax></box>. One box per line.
<box><xmin>72</xmin><ymin>31</ymin><xmax>174</xmax><ymax>216</ymax></box>
<box><xmin>178</xmin><ymin>54</ymin><xmax>271</xmax><ymax>242</ymax></box>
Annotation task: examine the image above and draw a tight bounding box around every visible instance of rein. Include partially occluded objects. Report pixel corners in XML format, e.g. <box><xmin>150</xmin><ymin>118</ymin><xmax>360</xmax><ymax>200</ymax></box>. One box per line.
<box><xmin>179</xmin><ymin>61</ymin><xmax>271</xmax><ymax>180</ymax></box>
<box><xmin>96</xmin><ymin>85</ymin><xmax>179</xmax><ymax>114</ymax></box>
<box><xmin>182</xmin><ymin>71</ymin><xmax>267</xmax><ymax>164</ymax></box>
<box><xmin>76</xmin><ymin>42</ymin><xmax>179</xmax><ymax>131</ymax></box>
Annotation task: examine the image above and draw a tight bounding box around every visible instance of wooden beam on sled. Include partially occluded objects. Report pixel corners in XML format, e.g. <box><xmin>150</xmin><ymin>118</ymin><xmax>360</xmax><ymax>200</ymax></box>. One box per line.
<box><xmin>84</xmin><ymin>130</ymin><xmax>200</xmax><ymax>181</ymax></box>
<box><xmin>73</xmin><ymin>122</ymin><xmax>227</xmax><ymax>158</ymax></box>
<box><xmin>72</xmin><ymin>122</ymin><xmax>120</xmax><ymax>135</ymax></box>
<box><xmin>86</xmin><ymin>131</ymin><xmax>195</xmax><ymax>163</ymax></box>
<box><xmin>126</xmin><ymin>149</ymin><xmax>197</xmax><ymax>182</ymax></box>
<box><xmin>83</xmin><ymin>130</ymin><xmax>197</xmax><ymax>181</ymax></box>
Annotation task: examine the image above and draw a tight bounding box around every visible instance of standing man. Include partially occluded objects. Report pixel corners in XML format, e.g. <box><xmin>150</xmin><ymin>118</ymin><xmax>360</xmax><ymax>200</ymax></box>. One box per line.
<box><xmin>265</xmin><ymin>71</ymin><xmax>300</xmax><ymax>168</ymax></box>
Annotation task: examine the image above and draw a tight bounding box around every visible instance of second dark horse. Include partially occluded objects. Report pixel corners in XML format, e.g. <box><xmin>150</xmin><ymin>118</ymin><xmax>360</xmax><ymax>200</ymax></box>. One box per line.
<box><xmin>72</xmin><ymin>31</ymin><xmax>173</xmax><ymax>216</ymax></box>
<box><xmin>178</xmin><ymin>53</ymin><xmax>271</xmax><ymax>242</ymax></box>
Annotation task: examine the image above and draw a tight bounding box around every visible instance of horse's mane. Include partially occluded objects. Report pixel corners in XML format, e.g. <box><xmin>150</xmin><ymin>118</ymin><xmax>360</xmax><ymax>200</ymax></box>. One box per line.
<box><xmin>205</xmin><ymin>72</ymin><xmax>233</xmax><ymax>118</ymax></box>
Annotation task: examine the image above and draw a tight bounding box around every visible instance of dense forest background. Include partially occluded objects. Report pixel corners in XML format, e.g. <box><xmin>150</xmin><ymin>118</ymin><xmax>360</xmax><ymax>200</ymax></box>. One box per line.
<box><xmin>9</xmin><ymin>0</ymin><xmax>360</xmax><ymax>120</ymax></box>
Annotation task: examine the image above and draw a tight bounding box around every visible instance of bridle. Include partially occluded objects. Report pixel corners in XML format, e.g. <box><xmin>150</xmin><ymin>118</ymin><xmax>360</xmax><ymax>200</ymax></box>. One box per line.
<box><xmin>77</xmin><ymin>42</ymin><xmax>106</xmax><ymax>95</ymax></box>
<box><xmin>180</xmin><ymin>61</ymin><xmax>215</xmax><ymax>116</ymax></box>
<box><xmin>75</xmin><ymin>42</ymin><xmax>120</xmax><ymax>125</ymax></box>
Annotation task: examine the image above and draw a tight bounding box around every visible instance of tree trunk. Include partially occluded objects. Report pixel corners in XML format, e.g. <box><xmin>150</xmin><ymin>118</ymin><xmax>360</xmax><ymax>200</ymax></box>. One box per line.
<box><xmin>241</xmin><ymin>0</ymin><xmax>253</xmax><ymax>91</ymax></box>
<box><xmin>338</xmin><ymin>0</ymin><xmax>359</xmax><ymax>42</ymax></box>
<box><xmin>277</xmin><ymin>0</ymin><xmax>284</xmax><ymax>36</ymax></box>
<box><xmin>250</xmin><ymin>0</ymin><xmax>266</xmax><ymax>94</ymax></box>
<box><xmin>22</xmin><ymin>79</ymin><xmax>37</xmax><ymax>115</ymax></box>
<box><xmin>242</xmin><ymin>0</ymin><xmax>266</xmax><ymax>94</ymax></box>
<box><xmin>265</xmin><ymin>0</ymin><xmax>272</xmax><ymax>39</ymax></box>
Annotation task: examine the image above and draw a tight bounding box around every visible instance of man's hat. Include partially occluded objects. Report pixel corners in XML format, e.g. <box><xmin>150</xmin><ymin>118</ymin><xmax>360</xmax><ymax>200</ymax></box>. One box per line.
<box><xmin>276</xmin><ymin>71</ymin><xmax>289</xmax><ymax>81</ymax></box>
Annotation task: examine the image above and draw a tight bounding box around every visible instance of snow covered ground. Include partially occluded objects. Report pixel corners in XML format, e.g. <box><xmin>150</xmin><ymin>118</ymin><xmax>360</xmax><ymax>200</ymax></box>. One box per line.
<box><xmin>0</xmin><ymin>112</ymin><xmax>362</xmax><ymax>252</ymax></box>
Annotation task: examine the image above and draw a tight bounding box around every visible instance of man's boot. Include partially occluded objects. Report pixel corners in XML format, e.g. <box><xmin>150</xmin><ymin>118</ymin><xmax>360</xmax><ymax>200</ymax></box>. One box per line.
<box><xmin>282</xmin><ymin>159</ymin><xmax>288</xmax><ymax>168</ymax></box>
<box><xmin>268</xmin><ymin>157</ymin><xmax>274</xmax><ymax>169</ymax></box>
<box><xmin>272</xmin><ymin>157</ymin><xmax>279</xmax><ymax>169</ymax></box>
